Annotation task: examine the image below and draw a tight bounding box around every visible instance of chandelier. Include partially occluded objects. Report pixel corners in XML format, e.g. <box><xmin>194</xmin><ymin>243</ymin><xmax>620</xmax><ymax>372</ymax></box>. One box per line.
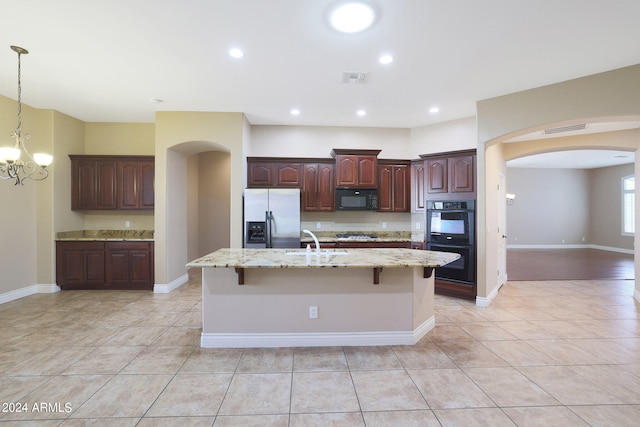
<box><xmin>0</xmin><ymin>45</ymin><xmax>53</xmax><ymax>185</ymax></box>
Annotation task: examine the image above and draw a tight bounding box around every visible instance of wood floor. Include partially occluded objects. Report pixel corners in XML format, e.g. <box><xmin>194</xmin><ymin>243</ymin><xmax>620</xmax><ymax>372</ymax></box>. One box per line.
<box><xmin>507</xmin><ymin>248</ymin><xmax>635</xmax><ymax>281</ymax></box>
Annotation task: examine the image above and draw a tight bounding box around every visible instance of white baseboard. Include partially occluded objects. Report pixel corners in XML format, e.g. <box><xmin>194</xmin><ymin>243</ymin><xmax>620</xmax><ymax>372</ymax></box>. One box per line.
<box><xmin>634</xmin><ymin>288</ymin><xmax>640</xmax><ymax>304</ymax></box>
<box><xmin>0</xmin><ymin>283</ymin><xmax>60</xmax><ymax>305</ymax></box>
<box><xmin>507</xmin><ymin>243</ymin><xmax>634</xmax><ymax>254</ymax></box>
<box><xmin>476</xmin><ymin>279</ymin><xmax>504</xmax><ymax>308</ymax></box>
<box><xmin>153</xmin><ymin>273</ymin><xmax>189</xmax><ymax>293</ymax></box>
<box><xmin>201</xmin><ymin>316</ymin><xmax>435</xmax><ymax>348</ymax></box>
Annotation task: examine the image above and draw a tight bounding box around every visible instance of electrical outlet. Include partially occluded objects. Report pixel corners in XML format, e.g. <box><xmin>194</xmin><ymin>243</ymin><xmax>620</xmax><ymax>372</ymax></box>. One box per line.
<box><xmin>309</xmin><ymin>306</ymin><xmax>318</xmax><ymax>319</ymax></box>
<box><xmin>382</xmin><ymin>222</ymin><xmax>387</xmax><ymax>229</ymax></box>
<box><xmin>125</xmin><ymin>220</ymin><xmax>130</xmax><ymax>228</ymax></box>
<box><xmin>316</xmin><ymin>222</ymin><xmax>321</xmax><ymax>229</ymax></box>
<box><xmin>416</xmin><ymin>222</ymin><xmax>421</xmax><ymax>230</ymax></box>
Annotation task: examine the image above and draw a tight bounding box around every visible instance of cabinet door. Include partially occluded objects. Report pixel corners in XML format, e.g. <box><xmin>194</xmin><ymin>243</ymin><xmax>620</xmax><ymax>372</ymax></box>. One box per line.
<box><xmin>427</xmin><ymin>158</ymin><xmax>448</xmax><ymax>194</ymax></box>
<box><xmin>302</xmin><ymin>163</ymin><xmax>319</xmax><ymax>211</ymax></box>
<box><xmin>316</xmin><ymin>163</ymin><xmax>335</xmax><ymax>211</ymax></box>
<box><xmin>412</xmin><ymin>163</ymin><xmax>425</xmax><ymax>212</ymax></box>
<box><xmin>335</xmin><ymin>155</ymin><xmax>358</xmax><ymax>187</ymax></box>
<box><xmin>274</xmin><ymin>163</ymin><xmax>302</xmax><ymax>187</ymax></box>
<box><xmin>302</xmin><ymin>163</ymin><xmax>335</xmax><ymax>211</ymax></box>
<box><xmin>118</xmin><ymin>160</ymin><xmax>139</xmax><ymax>209</ymax></box>
<box><xmin>357</xmin><ymin>156</ymin><xmax>378</xmax><ymax>187</ymax></box>
<box><xmin>392</xmin><ymin>164</ymin><xmax>410</xmax><ymax>212</ymax></box>
<box><xmin>56</xmin><ymin>241</ymin><xmax>105</xmax><ymax>288</ymax></box>
<box><xmin>106</xmin><ymin>242</ymin><xmax>153</xmax><ymax>288</ymax></box>
<box><xmin>248</xmin><ymin>162</ymin><xmax>274</xmax><ymax>187</ymax></box>
<box><xmin>96</xmin><ymin>160</ymin><xmax>118</xmax><ymax>209</ymax></box>
<box><xmin>72</xmin><ymin>159</ymin><xmax>98</xmax><ymax>210</ymax></box>
<box><xmin>377</xmin><ymin>165</ymin><xmax>393</xmax><ymax>212</ymax></box>
<box><xmin>449</xmin><ymin>155</ymin><xmax>474</xmax><ymax>193</ymax></box>
<box><xmin>139</xmin><ymin>160</ymin><xmax>155</xmax><ymax>209</ymax></box>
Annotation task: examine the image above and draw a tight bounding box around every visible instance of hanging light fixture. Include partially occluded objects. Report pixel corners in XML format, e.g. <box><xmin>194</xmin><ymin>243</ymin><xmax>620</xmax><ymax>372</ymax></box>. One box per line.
<box><xmin>0</xmin><ymin>45</ymin><xmax>52</xmax><ymax>185</ymax></box>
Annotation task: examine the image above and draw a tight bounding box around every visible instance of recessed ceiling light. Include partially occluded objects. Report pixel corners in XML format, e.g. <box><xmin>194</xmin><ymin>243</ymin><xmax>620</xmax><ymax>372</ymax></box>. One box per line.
<box><xmin>429</xmin><ymin>106</ymin><xmax>440</xmax><ymax>113</ymax></box>
<box><xmin>228</xmin><ymin>48</ymin><xmax>244</xmax><ymax>58</ymax></box>
<box><xmin>379</xmin><ymin>54</ymin><xmax>393</xmax><ymax>64</ymax></box>
<box><xmin>290</xmin><ymin>108</ymin><xmax>301</xmax><ymax>116</ymax></box>
<box><xmin>356</xmin><ymin>109</ymin><xmax>367</xmax><ymax>117</ymax></box>
<box><xmin>329</xmin><ymin>2</ymin><xmax>376</xmax><ymax>33</ymax></box>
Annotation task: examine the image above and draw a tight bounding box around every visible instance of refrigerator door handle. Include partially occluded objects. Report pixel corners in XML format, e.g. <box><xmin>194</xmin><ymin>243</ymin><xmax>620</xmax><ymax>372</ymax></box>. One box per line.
<box><xmin>265</xmin><ymin>211</ymin><xmax>271</xmax><ymax>248</ymax></box>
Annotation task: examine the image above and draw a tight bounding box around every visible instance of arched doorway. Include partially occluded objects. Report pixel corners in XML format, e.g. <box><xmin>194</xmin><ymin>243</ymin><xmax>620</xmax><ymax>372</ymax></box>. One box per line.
<box><xmin>157</xmin><ymin>140</ymin><xmax>232</xmax><ymax>292</ymax></box>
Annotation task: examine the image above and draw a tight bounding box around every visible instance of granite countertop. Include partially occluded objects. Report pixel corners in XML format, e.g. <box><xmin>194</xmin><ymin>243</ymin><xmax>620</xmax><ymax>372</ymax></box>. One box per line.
<box><xmin>56</xmin><ymin>230</ymin><xmax>154</xmax><ymax>241</ymax></box>
<box><xmin>186</xmin><ymin>248</ymin><xmax>459</xmax><ymax>269</ymax></box>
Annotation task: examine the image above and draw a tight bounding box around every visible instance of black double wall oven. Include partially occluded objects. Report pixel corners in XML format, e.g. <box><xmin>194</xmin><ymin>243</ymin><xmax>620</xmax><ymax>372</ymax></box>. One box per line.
<box><xmin>426</xmin><ymin>200</ymin><xmax>475</xmax><ymax>285</ymax></box>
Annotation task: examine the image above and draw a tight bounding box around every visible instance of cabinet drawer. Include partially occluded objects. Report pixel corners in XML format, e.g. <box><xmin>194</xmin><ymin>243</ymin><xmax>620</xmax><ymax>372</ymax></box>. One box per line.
<box><xmin>106</xmin><ymin>241</ymin><xmax>152</xmax><ymax>251</ymax></box>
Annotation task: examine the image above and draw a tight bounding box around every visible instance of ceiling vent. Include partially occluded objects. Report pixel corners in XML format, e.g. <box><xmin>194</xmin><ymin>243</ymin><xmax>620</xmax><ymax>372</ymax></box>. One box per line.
<box><xmin>543</xmin><ymin>123</ymin><xmax>587</xmax><ymax>135</ymax></box>
<box><xmin>342</xmin><ymin>71</ymin><xmax>368</xmax><ymax>84</ymax></box>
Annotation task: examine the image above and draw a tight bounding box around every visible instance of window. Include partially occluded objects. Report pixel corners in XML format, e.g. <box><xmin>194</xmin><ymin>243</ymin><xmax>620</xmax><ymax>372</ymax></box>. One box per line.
<box><xmin>622</xmin><ymin>175</ymin><xmax>635</xmax><ymax>235</ymax></box>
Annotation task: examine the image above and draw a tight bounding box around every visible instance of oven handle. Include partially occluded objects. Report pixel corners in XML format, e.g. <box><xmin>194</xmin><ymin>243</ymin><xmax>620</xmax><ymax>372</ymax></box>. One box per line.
<box><xmin>428</xmin><ymin>244</ymin><xmax>472</xmax><ymax>250</ymax></box>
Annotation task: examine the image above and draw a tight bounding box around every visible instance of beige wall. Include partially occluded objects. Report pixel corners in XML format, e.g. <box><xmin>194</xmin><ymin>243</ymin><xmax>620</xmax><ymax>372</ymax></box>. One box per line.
<box><xmin>84</xmin><ymin>122</ymin><xmax>155</xmax><ymax>155</ymax></box>
<box><xmin>250</xmin><ymin>125</ymin><xmax>412</xmax><ymax>159</ymax></box>
<box><xmin>506</xmin><ymin>163</ymin><xmax>635</xmax><ymax>251</ymax></box>
<box><xmin>0</xmin><ymin>96</ymin><xmax>86</xmax><ymax>294</ymax></box>
<box><xmin>506</xmin><ymin>168</ymin><xmax>591</xmax><ymax>246</ymax></box>
<box><xmin>410</xmin><ymin>117</ymin><xmax>477</xmax><ymax>157</ymax></box>
<box><xmin>589</xmin><ymin>163</ymin><xmax>635</xmax><ymax>250</ymax></box>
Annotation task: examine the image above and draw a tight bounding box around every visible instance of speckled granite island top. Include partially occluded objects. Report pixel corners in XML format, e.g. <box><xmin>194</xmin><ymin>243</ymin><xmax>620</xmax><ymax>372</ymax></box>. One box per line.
<box><xmin>56</xmin><ymin>230</ymin><xmax>154</xmax><ymax>241</ymax></box>
<box><xmin>186</xmin><ymin>248</ymin><xmax>459</xmax><ymax>269</ymax></box>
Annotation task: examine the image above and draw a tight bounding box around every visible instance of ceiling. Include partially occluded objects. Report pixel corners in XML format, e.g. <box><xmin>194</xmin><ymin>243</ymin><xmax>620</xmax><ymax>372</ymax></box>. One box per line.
<box><xmin>1</xmin><ymin>0</ymin><xmax>639</xmax><ymax>129</ymax></box>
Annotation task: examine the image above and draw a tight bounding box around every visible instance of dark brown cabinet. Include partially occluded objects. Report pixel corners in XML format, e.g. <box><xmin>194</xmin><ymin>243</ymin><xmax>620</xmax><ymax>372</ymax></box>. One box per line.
<box><xmin>118</xmin><ymin>159</ymin><xmax>155</xmax><ymax>210</ymax></box>
<box><xmin>106</xmin><ymin>242</ymin><xmax>154</xmax><ymax>288</ymax></box>
<box><xmin>56</xmin><ymin>240</ymin><xmax>154</xmax><ymax>290</ymax></box>
<box><xmin>72</xmin><ymin>158</ymin><xmax>118</xmax><ymax>210</ymax></box>
<box><xmin>421</xmin><ymin>150</ymin><xmax>476</xmax><ymax>199</ymax></box>
<box><xmin>302</xmin><ymin>163</ymin><xmax>335</xmax><ymax>211</ymax></box>
<box><xmin>56</xmin><ymin>241</ymin><xmax>106</xmax><ymax>288</ymax></box>
<box><xmin>70</xmin><ymin>155</ymin><xmax>154</xmax><ymax>211</ymax></box>
<box><xmin>377</xmin><ymin>161</ymin><xmax>410</xmax><ymax>212</ymax></box>
<box><xmin>331</xmin><ymin>149</ymin><xmax>380</xmax><ymax>188</ymax></box>
<box><xmin>247</xmin><ymin>160</ymin><xmax>302</xmax><ymax>187</ymax></box>
<box><xmin>411</xmin><ymin>161</ymin><xmax>426</xmax><ymax>213</ymax></box>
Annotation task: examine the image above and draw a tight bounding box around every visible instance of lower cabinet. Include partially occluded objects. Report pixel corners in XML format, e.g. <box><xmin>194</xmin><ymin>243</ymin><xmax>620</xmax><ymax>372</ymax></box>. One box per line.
<box><xmin>56</xmin><ymin>241</ymin><xmax>154</xmax><ymax>290</ymax></box>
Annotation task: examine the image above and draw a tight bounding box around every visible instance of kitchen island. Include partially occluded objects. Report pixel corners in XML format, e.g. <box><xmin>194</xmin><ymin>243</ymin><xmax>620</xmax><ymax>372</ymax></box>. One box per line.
<box><xmin>187</xmin><ymin>248</ymin><xmax>459</xmax><ymax>348</ymax></box>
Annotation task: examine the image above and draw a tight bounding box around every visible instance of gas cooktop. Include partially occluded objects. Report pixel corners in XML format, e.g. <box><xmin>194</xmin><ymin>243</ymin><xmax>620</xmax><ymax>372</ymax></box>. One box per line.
<box><xmin>335</xmin><ymin>233</ymin><xmax>378</xmax><ymax>240</ymax></box>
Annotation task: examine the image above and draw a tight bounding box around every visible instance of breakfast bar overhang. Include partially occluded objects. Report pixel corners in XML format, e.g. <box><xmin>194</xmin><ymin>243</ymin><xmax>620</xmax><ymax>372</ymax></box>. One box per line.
<box><xmin>186</xmin><ymin>248</ymin><xmax>459</xmax><ymax>348</ymax></box>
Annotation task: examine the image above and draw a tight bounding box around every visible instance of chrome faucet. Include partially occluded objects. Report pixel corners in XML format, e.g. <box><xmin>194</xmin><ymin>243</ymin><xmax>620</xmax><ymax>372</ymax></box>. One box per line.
<box><xmin>303</xmin><ymin>229</ymin><xmax>320</xmax><ymax>255</ymax></box>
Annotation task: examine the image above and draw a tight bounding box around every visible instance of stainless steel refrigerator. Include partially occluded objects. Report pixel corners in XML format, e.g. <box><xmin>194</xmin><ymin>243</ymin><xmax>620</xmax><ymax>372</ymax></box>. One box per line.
<box><xmin>244</xmin><ymin>188</ymin><xmax>301</xmax><ymax>248</ymax></box>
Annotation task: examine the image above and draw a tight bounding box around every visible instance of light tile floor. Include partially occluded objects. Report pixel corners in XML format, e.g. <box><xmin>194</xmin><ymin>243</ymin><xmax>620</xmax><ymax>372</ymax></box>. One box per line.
<box><xmin>1</xmin><ymin>276</ymin><xmax>639</xmax><ymax>426</ymax></box>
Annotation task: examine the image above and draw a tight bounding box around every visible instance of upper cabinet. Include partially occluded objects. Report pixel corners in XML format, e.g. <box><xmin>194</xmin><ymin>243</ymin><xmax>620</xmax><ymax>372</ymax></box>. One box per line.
<box><xmin>411</xmin><ymin>160</ymin><xmax>426</xmax><ymax>213</ymax></box>
<box><xmin>421</xmin><ymin>149</ymin><xmax>476</xmax><ymax>200</ymax></box>
<box><xmin>331</xmin><ymin>149</ymin><xmax>381</xmax><ymax>188</ymax></box>
<box><xmin>377</xmin><ymin>161</ymin><xmax>410</xmax><ymax>212</ymax></box>
<box><xmin>302</xmin><ymin>163</ymin><xmax>335</xmax><ymax>211</ymax></box>
<box><xmin>247</xmin><ymin>160</ymin><xmax>302</xmax><ymax>187</ymax></box>
<box><xmin>70</xmin><ymin>155</ymin><xmax>155</xmax><ymax>211</ymax></box>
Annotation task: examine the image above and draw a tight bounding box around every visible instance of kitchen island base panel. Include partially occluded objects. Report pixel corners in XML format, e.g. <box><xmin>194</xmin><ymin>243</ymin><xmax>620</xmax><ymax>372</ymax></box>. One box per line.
<box><xmin>201</xmin><ymin>266</ymin><xmax>435</xmax><ymax>348</ymax></box>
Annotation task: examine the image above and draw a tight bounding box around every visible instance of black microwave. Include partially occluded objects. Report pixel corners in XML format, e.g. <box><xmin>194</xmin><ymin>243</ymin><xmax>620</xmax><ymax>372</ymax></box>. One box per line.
<box><xmin>336</xmin><ymin>188</ymin><xmax>378</xmax><ymax>210</ymax></box>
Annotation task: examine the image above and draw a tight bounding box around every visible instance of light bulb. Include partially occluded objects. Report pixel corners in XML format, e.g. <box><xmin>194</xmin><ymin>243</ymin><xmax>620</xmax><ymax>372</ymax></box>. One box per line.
<box><xmin>33</xmin><ymin>153</ymin><xmax>53</xmax><ymax>166</ymax></box>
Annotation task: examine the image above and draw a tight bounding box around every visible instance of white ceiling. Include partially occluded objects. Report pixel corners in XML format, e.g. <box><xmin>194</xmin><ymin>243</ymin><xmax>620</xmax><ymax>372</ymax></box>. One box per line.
<box><xmin>506</xmin><ymin>149</ymin><xmax>635</xmax><ymax>169</ymax></box>
<box><xmin>2</xmin><ymin>0</ymin><xmax>639</xmax><ymax>129</ymax></box>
